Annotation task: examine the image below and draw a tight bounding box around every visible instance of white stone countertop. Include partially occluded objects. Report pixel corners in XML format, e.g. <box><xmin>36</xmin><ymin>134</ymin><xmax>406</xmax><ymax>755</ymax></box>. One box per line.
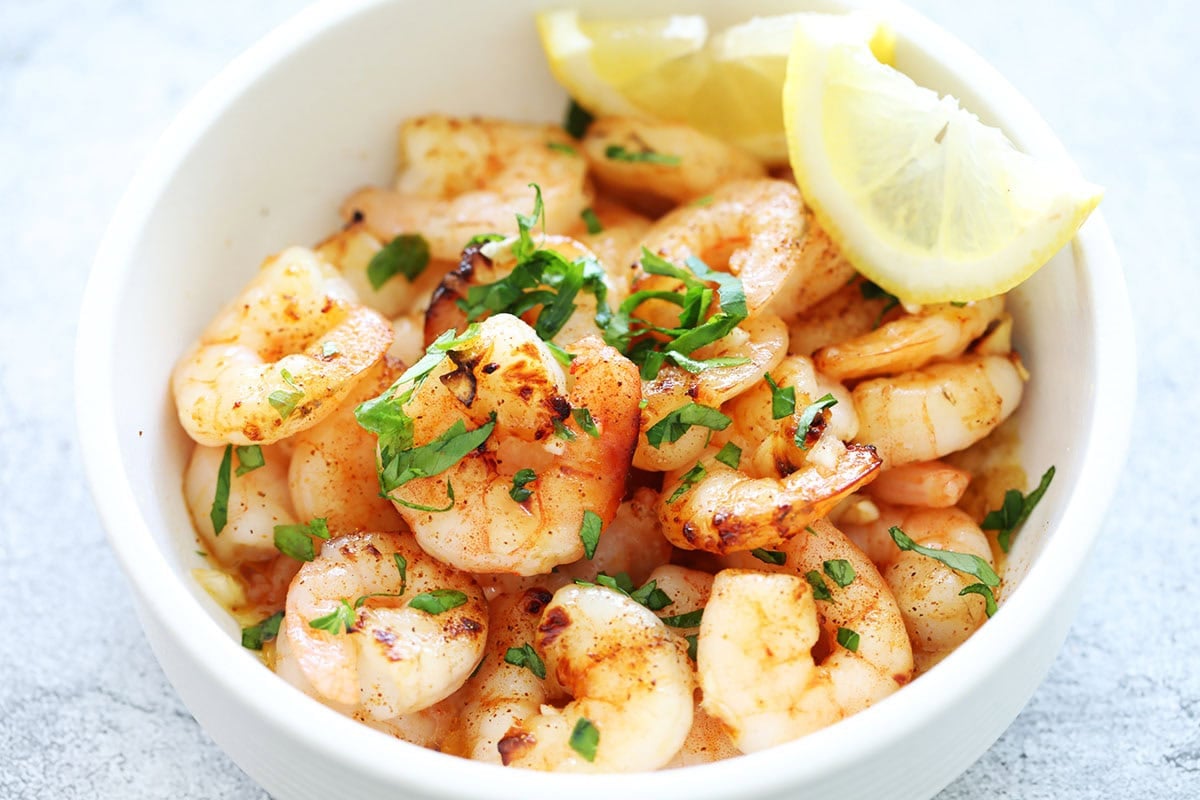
<box><xmin>1</xmin><ymin>1</ymin><xmax>1195</xmax><ymax>797</ymax></box>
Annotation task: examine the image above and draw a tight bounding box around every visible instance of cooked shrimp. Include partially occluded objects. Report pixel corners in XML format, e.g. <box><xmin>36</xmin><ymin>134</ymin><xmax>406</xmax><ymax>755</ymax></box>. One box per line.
<box><xmin>172</xmin><ymin>247</ymin><xmax>393</xmax><ymax>446</ymax></box>
<box><xmin>497</xmin><ymin>584</ymin><xmax>694</xmax><ymax>772</ymax></box>
<box><xmin>646</xmin><ymin>565</ymin><xmax>713</xmax><ymax>637</ymax></box>
<box><xmin>658</xmin><ymin>439</ymin><xmax>880</xmax><ymax>554</ymax></box>
<box><xmin>315</xmin><ymin>221</ymin><xmax>457</xmax><ymax>319</ymax></box>
<box><xmin>634</xmin><ymin>180</ymin><xmax>852</xmax><ymax>320</ymax></box>
<box><xmin>720</xmin><ymin>355</ymin><xmax>858</xmax><ymax>479</ymax></box>
<box><xmin>287</xmin><ymin>358</ymin><xmax>405</xmax><ymax>535</ymax></box>
<box><xmin>582</xmin><ymin>117</ymin><xmax>765</xmax><ymax>206</ymax></box>
<box><xmin>841</xmin><ymin>506</ymin><xmax>995</xmax><ymax>673</ymax></box>
<box><xmin>388</xmin><ymin>312</ymin><xmax>426</xmax><ymax>366</ymax></box>
<box><xmin>705</xmin><ymin>521</ymin><xmax>912</xmax><ymax>751</ymax></box>
<box><xmin>814</xmin><ymin>297</ymin><xmax>1006</xmax><ymax>381</ymax></box>
<box><xmin>853</xmin><ymin>354</ymin><xmax>1025</xmax><ymax>468</ymax></box>
<box><xmin>424</xmin><ymin>235</ymin><xmax>613</xmax><ymax>348</ymax></box>
<box><xmin>665</xmin><ymin>707</ymin><xmax>742</xmax><ymax>768</ymax></box>
<box><xmin>786</xmin><ymin>276</ymin><xmax>895</xmax><ymax>356</ymax></box>
<box><xmin>636</xmin><ymin>313</ymin><xmax>787</xmax><ymax>472</ymax></box>
<box><xmin>460</xmin><ymin>587</ymin><xmax>557</xmax><ymax>763</ymax></box>
<box><xmin>279</xmin><ymin>531</ymin><xmax>487</xmax><ymax>720</ymax></box>
<box><xmin>184</xmin><ymin>442</ymin><xmax>297</xmax><ymax>565</ymax></box>
<box><xmin>555</xmin><ymin>488</ymin><xmax>672</xmax><ymax>586</ymax></box>
<box><xmin>865</xmin><ymin>460</ymin><xmax>972</xmax><ymax>508</ymax></box>
<box><xmin>387</xmin><ymin>314</ymin><xmax>640</xmax><ymax>575</ymax></box>
<box><xmin>343</xmin><ymin>116</ymin><xmax>590</xmax><ymax>262</ymax></box>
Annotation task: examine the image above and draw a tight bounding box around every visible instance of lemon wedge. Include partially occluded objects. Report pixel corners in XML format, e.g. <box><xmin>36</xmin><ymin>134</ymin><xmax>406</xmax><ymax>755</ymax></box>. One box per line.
<box><xmin>536</xmin><ymin>10</ymin><xmax>892</xmax><ymax>162</ymax></box>
<box><xmin>783</xmin><ymin>19</ymin><xmax>1102</xmax><ymax>303</ymax></box>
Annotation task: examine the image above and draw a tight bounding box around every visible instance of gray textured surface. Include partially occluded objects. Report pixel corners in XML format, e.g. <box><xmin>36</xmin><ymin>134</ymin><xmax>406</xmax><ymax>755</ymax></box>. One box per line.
<box><xmin>0</xmin><ymin>1</ymin><xmax>1195</xmax><ymax>798</ymax></box>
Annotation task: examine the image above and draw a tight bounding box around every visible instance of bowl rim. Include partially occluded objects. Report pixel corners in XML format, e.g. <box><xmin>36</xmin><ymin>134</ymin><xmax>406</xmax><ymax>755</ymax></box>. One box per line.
<box><xmin>76</xmin><ymin>0</ymin><xmax>1135</xmax><ymax>796</ymax></box>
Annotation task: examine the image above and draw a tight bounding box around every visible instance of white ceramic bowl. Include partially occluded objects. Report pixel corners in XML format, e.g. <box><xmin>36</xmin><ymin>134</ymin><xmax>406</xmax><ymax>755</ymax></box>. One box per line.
<box><xmin>76</xmin><ymin>0</ymin><xmax>1134</xmax><ymax>797</ymax></box>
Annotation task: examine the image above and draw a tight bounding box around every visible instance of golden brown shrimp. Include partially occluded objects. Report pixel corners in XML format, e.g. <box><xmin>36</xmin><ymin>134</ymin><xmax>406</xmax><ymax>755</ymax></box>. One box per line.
<box><xmin>705</xmin><ymin>521</ymin><xmax>913</xmax><ymax>751</ymax></box>
<box><xmin>852</xmin><ymin>354</ymin><xmax>1025</xmax><ymax>468</ymax></box>
<box><xmin>555</xmin><ymin>488</ymin><xmax>673</xmax><ymax>587</ymax></box>
<box><xmin>278</xmin><ymin>531</ymin><xmax>487</xmax><ymax>720</ymax></box>
<box><xmin>384</xmin><ymin>314</ymin><xmax>640</xmax><ymax>575</ymax></box>
<box><xmin>582</xmin><ymin>117</ymin><xmax>765</xmax><ymax>206</ymax></box>
<box><xmin>497</xmin><ymin>584</ymin><xmax>694</xmax><ymax>772</ymax></box>
<box><xmin>814</xmin><ymin>297</ymin><xmax>1006</xmax><ymax>381</ymax></box>
<box><xmin>634</xmin><ymin>180</ymin><xmax>853</xmax><ymax>320</ymax></box>
<box><xmin>864</xmin><ymin>459</ymin><xmax>972</xmax><ymax>509</ymax></box>
<box><xmin>840</xmin><ymin>505</ymin><xmax>995</xmax><ymax>672</ymax></box>
<box><xmin>786</xmin><ymin>276</ymin><xmax>894</xmax><ymax>356</ymax></box>
<box><xmin>172</xmin><ymin>247</ymin><xmax>393</xmax><ymax>446</ymax></box>
<box><xmin>287</xmin><ymin>358</ymin><xmax>405</xmax><ymax>535</ymax></box>
<box><xmin>636</xmin><ymin>313</ymin><xmax>788</xmax><ymax>472</ymax></box>
<box><xmin>342</xmin><ymin>116</ymin><xmax>590</xmax><ymax>262</ymax></box>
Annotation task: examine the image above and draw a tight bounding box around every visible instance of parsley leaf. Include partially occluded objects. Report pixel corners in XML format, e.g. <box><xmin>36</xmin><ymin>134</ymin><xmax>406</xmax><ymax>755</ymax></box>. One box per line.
<box><xmin>805</xmin><ymin>570</ymin><xmax>833</xmax><ymax>602</ymax></box>
<box><xmin>764</xmin><ymin>373</ymin><xmax>795</xmax><ymax>419</ymax></box>
<box><xmin>268</xmin><ymin>368</ymin><xmax>304</xmax><ymax>420</ymax></box>
<box><xmin>309</xmin><ymin>599</ymin><xmax>356</xmax><ymax>635</ymax></box>
<box><xmin>273</xmin><ymin>517</ymin><xmax>331</xmax><ymax>562</ymax></box>
<box><xmin>569</xmin><ymin>717</ymin><xmax>599</xmax><ymax>762</ymax></box>
<box><xmin>889</xmin><ymin>526</ymin><xmax>1001</xmax><ymax>617</ymax></box>
<box><xmin>959</xmin><ymin>583</ymin><xmax>999</xmax><ymax>616</ymax></box>
<box><xmin>366</xmin><ymin>233</ymin><xmax>430</xmax><ymax>289</ymax></box>
<box><xmin>510</xmin><ymin>469</ymin><xmax>537</xmax><ymax>502</ymax></box>
<box><xmin>685</xmin><ymin>633</ymin><xmax>699</xmax><ymax>661</ymax></box>
<box><xmin>234</xmin><ymin>445</ymin><xmax>264</xmax><ymax>476</ymax></box>
<box><xmin>241</xmin><ymin>611</ymin><xmax>283</xmax><ymax>651</ymax></box>
<box><xmin>604</xmin><ymin>144</ymin><xmax>681</xmax><ymax>165</ymax></box>
<box><xmin>660</xmin><ymin>608</ymin><xmax>704</xmax><ymax>628</ymax></box>
<box><xmin>563</xmin><ymin>99</ymin><xmax>594</xmax><ymax>138</ymax></box>
<box><xmin>409</xmin><ymin>589</ymin><xmax>469</xmax><ymax>615</ymax></box>
<box><xmin>645</xmin><ymin>403</ymin><xmax>731</xmax><ymax>448</ymax></box>
<box><xmin>580</xmin><ymin>207</ymin><xmax>603</xmax><ymax>234</ymax></box>
<box><xmin>860</xmin><ymin>280</ymin><xmax>900</xmax><ymax>326</ymax></box>
<box><xmin>210</xmin><ymin>445</ymin><xmax>232</xmax><ymax>535</ymax></box>
<box><xmin>547</xmin><ymin>141</ymin><xmax>577</xmax><ymax>157</ymax></box>
<box><xmin>377</xmin><ymin>418</ymin><xmax>495</xmax><ymax>495</ymax></box>
<box><xmin>750</xmin><ymin>548</ymin><xmax>787</xmax><ymax>566</ymax></box>
<box><xmin>391</xmin><ymin>480</ymin><xmax>456</xmax><ymax>512</ymax></box>
<box><xmin>572</xmin><ymin>407</ymin><xmax>600</xmax><ymax>437</ymax></box>
<box><xmin>667</xmin><ymin>462</ymin><xmax>707</xmax><ymax>503</ymax></box>
<box><xmin>836</xmin><ymin>627</ymin><xmax>861</xmax><ymax>652</ymax></box>
<box><xmin>553</xmin><ymin>418</ymin><xmax>577</xmax><ymax>441</ymax></box>
<box><xmin>504</xmin><ymin>643</ymin><xmax>546</xmax><ymax>679</ymax></box>
<box><xmin>823</xmin><ymin>559</ymin><xmax>856</xmax><ymax>588</ymax></box>
<box><xmin>579</xmin><ymin>510</ymin><xmax>602</xmax><ymax>559</ymax></box>
<box><xmin>575</xmin><ymin>572</ymin><xmax>672</xmax><ymax>611</ymax></box>
<box><xmin>715</xmin><ymin>441</ymin><xmax>742</xmax><ymax>470</ymax></box>
<box><xmin>982</xmin><ymin>466</ymin><xmax>1056</xmax><ymax>553</ymax></box>
<box><xmin>795</xmin><ymin>393</ymin><xmax>837</xmax><ymax>451</ymax></box>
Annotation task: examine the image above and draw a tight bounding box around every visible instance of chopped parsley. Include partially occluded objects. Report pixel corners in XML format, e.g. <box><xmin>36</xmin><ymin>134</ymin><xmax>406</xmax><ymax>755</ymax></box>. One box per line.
<box><xmin>409</xmin><ymin>589</ymin><xmax>469</xmax><ymax>615</ymax></box>
<box><xmin>579</xmin><ymin>510</ymin><xmax>603</xmax><ymax>559</ymax></box>
<box><xmin>889</xmin><ymin>526</ymin><xmax>1001</xmax><ymax>617</ymax></box>
<box><xmin>750</xmin><ymin>548</ymin><xmax>787</xmax><ymax>566</ymax></box>
<box><xmin>569</xmin><ymin>717</ymin><xmax>599</xmax><ymax>762</ymax></box>
<box><xmin>366</xmin><ymin>233</ymin><xmax>430</xmax><ymax>289</ymax></box>
<box><xmin>580</xmin><ymin>207</ymin><xmax>603</xmax><ymax>234</ymax></box>
<box><xmin>685</xmin><ymin>633</ymin><xmax>699</xmax><ymax>661</ymax></box>
<box><xmin>645</xmin><ymin>403</ymin><xmax>731</xmax><ymax>448</ymax></box>
<box><xmin>308</xmin><ymin>554</ymin><xmax>409</xmax><ymax>633</ymax></box>
<box><xmin>267</xmin><ymin>368</ymin><xmax>304</xmax><ymax>420</ymax></box>
<box><xmin>553</xmin><ymin>418</ymin><xmax>577</xmax><ymax>441</ymax></box>
<box><xmin>714</xmin><ymin>441</ymin><xmax>742</xmax><ymax>470</ymax></box>
<box><xmin>667</xmin><ymin>462</ymin><xmax>706</xmax><ymax>503</ymax></box>
<box><xmin>240</xmin><ymin>611</ymin><xmax>283</xmax><ymax>651</ymax></box>
<box><xmin>805</xmin><ymin>570</ymin><xmax>833</xmax><ymax>602</ymax></box>
<box><xmin>981</xmin><ymin>466</ymin><xmax>1056</xmax><ymax>553</ymax></box>
<box><xmin>376</xmin><ymin>418</ymin><xmax>494</xmax><ymax>495</ymax></box>
<box><xmin>273</xmin><ymin>517</ymin><xmax>331</xmax><ymax>562</ymax></box>
<box><xmin>572</xmin><ymin>407</ymin><xmax>600</xmax><ymax>438</ymax></box>
<box><xmin>509</xmin><ymin>469</ymin><xmax>537</xmax><ymax>502</ymax></box>
<box><xmin>504</xmin><ymin>643</ymin><xmax>546</xmax><ymax>679</ymax></box>
<box><xmin>575</xmin><ymin>572</ymin><xmax>672</xmax><ymax>611</ymax></box>
<box><xmin>691</xmin><ymin>195</ymin><xmax>714</xmax><ymax>207</ymax></box>
<box><xmin>764</xmin><ymin>373</ymin><xmax>795</xmax><ymax>419</ymax></box>
<box><xmin>795</xmin><ymin>394</ymin><xmax>838</xmax><ymax>451</ymax></box>
<box><xmin>209</xmin><ymin>445</ymin><xmax>233</xmax><ymax>535</ymax></box>
<box><xmin>563</xmin><ymin>99</ymin><xmax>594</xmax><ymax>139</ymax></box>
<box><xmin>823</xmin><ymin>559</ymin><xmax>856</xmax><ymax>588</ymax></box>
<box><xmin>546</xmin><ymin>141</ymin><xmax>577</xmax><ymax>157</ymax></box>
<box><xmin>604</xmin><ymin>144</ymin><xmax>681</xmax><ymax>165</ymax></box>
<box><xmin>321</xmin><ymin>341</ymin><xmax>339</xmax><ymax>359</ymax></box>
<box><xmin>234</xmin><ymin>445</ymin><xmax>264</xmax><ymax>476</ymax></box>
<box><xmin>660</xmin><ymin>608</ymin><xmax>704</xmax><ymax>628</ymax></box>
<box><xmin>836</xmin><ymin>627</ymin><xmax>861</xmax><ymax>653</ymax></box>
<box><xmin>860</xmin><ymin>280</ymin><xmax>900</xmax><ymax>326</ymax></box>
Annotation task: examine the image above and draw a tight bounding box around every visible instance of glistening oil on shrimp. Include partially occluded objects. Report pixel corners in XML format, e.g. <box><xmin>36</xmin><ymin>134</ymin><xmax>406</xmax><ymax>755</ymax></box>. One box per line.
<box><xmin>170</xmin><ymin>11</ymin><xmax>1075</xmax><ymax>763</ymax></box>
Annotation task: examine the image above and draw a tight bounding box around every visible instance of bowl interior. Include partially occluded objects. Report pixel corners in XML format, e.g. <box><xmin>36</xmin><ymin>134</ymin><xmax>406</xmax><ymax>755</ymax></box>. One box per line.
<box><xmin>81</xmin><ymin>0</ymin><xmax>1127</xmax><ymax>797</ymax></box>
